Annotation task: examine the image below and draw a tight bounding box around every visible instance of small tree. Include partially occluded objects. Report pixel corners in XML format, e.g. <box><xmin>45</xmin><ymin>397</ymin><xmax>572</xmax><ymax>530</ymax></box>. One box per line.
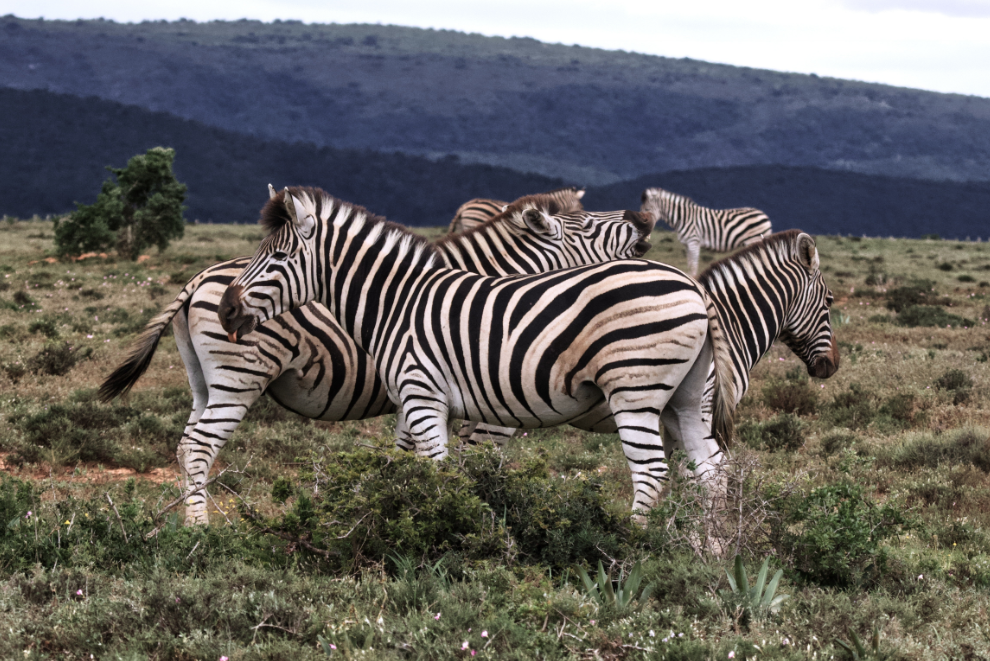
<box><xmin>55</xmin><ymin>147</ymin><xmax>187</xmax><ymax>260</ymax></box>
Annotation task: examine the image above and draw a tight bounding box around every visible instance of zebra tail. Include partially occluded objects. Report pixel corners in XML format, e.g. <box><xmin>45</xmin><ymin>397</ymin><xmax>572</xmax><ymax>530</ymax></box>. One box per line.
<box><xmin>703</xmin><ymin>291</ymin><xmax>736</xmax><ymax>449</ymax></box>
<box><xmin>98</xmin><ymin>275</ymin><xmax>201</xmax><ymax>402</ymax></box>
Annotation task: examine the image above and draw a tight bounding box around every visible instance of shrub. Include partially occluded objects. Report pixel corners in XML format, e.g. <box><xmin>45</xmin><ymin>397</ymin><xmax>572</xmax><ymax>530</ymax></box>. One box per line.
<box><xmin>895</xmin><ymin>305</ymin><xmax>973</xmax><ymax>328</ymax></box>
<box><xmin>884</xmin><ymin>283</ymin><xmax>944</xmax><ymax>312</ymax></box>
<box><xmin>761</xmin><ymin>368</ymin><xmax>818</xmax><ymax>415</ymax></box>
<box><xmin>54</xmin><ymin>147</ymin><xmax>187</xmax><ymax>260</ymax></box>
<box><xmin>937</xmin><ymin>262</ymin><xmax>954</xmax><ymax>271</ymax></box>
<box><xmin>739</xmin><ymin>414</ymin><xmax>804</xmax><ymax>452</ymax></box>
<box><xmin>934</xmin><ymin>369</ymin><xmax>973</xmax><ymax>404</ymax></box>
<box><xmin>820</xmin><ymin>384</ymin><xmax>876</xmax><ymax>430</ymax></box>
<box><xmin>28</xmin><ymin>315</ymin><xmax>62</xmax><ymax>339</ymax></box>
<box><xmin>958</xmin><ymin>274</ymin><xmax>976</xmax><ymax>283</ymax></box>
<box><xmin>874</xmin><ymin>429</ymin><xmax>990</xmax><ymax>472</ymax></box>
<box><xmin>258</xmin><ymin>447</ymin><xmax>510</xmax><ymax>572</ymax></box>
<box><xmin>877</xmin><ymin>393</ymin><xmax>917</xmax><ymax>426</ymax></box>
<box><xmin>78</xmin><ymin>288</ymin><xmax>105</xmax><ymax>300</ymax></box>
<box><xmin>781</xmin><ymin>483</ymin><xmax>909</xmax><ymax>587</ymax></box>
<box><xmin>819</xmin><ymin>432</ymin><xmax>858</xmax><ymax>456</ymax></box>
<box><xmin>15</xmin><ymin>401</ymin><xmax>173</xmax><ymax>470</ymax></box>
<box><xmin>462</xmin><ymin>450</ymin><xmax>628</xmax><ymax>569</ymax></box>
<box><xmin>26</xmin><ymin>342</ymin><xmax>92</xmax><ymax>376</ymax></box>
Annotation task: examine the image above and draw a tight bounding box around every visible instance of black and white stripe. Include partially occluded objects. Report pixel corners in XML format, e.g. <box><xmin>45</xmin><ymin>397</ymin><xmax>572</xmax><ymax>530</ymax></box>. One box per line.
<box><xmin>464</xmin><ymin>230</ymin><xmax>840</xmax><ymax>488</ymax></box>
<box><xmin>448</xmin><ymin>186</ymin><xmax>585</xmax><ymax>234</ymax></box>
<box><xmin>641</xmin><ymin>186</ymin><xmax>772</xmax><ymax>276</ymax></box>
<box><xmin>219</xmin><ymin>187</ymin><xmax>735</xmax><ymax>517</ymax></box>
<box><xmin>101</xmin><ymin>187</ymin><xmax>651</xmax><ymax>524</ymax></box>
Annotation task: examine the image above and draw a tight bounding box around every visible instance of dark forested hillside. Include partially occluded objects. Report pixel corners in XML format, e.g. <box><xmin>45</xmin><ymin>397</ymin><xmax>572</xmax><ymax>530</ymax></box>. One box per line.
<box><xmin>2</xmin><ymin>87</ymin><xmax>988</xmax><ymax>238</ymax></box>
<box><xmin>2</xmin><ymin>16</ymin><xmax>989</xmax><ymax>186</ymax></box>
<box><xmin>0</xmin><ymin>88</ymin><xmax>560</xmax><ymax>225</ymax></box>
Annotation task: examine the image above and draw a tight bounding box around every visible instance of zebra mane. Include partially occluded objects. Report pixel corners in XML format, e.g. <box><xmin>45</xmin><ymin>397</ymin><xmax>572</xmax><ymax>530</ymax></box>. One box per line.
<box><xmin>434</xmin><ymin>192</ymin><xmax>569</xmax><ymax>247</ymax></box>
<box><xmin>698</xmin><ymin>230</ymin><xmax>805</xmax><ymax>285</ymax></box>
<box><xmin>259</xmin><ymin>186</ymin><xmax>438</xmax><ymax>264</ymax></box>
<box><xmin>649</xmin><ymin>187</ymin><xmax>694</xmax><ymax>206</ymax></box>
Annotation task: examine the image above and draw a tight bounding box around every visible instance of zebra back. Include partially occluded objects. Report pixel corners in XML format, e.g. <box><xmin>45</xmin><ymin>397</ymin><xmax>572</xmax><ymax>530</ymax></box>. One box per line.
<box><xmin>641</xmin><ymin>186</ymin><xmax>771</xmax><ymax>252</ymax></box>
<box><xmin>448</xmin><ymin>186</ymin><xmax>586</xmax><ymax>234</ymax></box>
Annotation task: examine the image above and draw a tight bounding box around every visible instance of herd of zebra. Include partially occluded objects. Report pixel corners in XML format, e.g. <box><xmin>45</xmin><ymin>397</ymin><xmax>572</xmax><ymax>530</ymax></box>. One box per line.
<box><xmin>100</xmin><ymin>184</ymin><xmax>838</xmax><ymax>531</ymax></box>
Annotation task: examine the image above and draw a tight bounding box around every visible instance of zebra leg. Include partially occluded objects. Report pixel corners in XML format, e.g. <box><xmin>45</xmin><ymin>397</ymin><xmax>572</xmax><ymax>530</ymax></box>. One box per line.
<box><xmin>172</xmin><ymin>308</ymin><xmax>214</xmax><ymax>526</ymax></box>
<box><xmin>399</xmin><ymin>397</ymin><xmax>451</xmax><ymax>460</ymax></box>
<box><xmin>661</xmin><ymin>342</ymin><xmax>727</xmax><ymax>553</ymax></box>
<box><xmin>456</xmin><ymin>420</ymin><xmax>478</xmax><ymax>445</ymax></box>
<box><xmin>465</xmin><ymin>423</ymin><xmax>517</xmax><ymax>448</ymax></box>
<box><xmin>685</xmin><ymin>239</ymin><xmax>702</xmax><ymax>277</ymax></box>
<box><xmin>611</xmin><ymin>407</ymin><xmax>669</xmax><ymax>523</ymax></box>
<box><xmin>177</xmin><ymin>396</ymin><xmax>258</xmax><ymax>525</ymax></box>
<box><xmin>395</xmin><ymin>410</ymin><xmax>416</xmax><ymax>452</ymax></box>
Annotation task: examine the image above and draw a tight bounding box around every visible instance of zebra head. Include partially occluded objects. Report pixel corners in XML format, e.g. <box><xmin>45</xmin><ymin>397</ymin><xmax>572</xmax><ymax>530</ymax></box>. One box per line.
<box><xmin>777</xmin><ymin>232</ymin><xmax>840</xmax><ymax>379</ymax></box>
<box><xmin>218</xmin><ymin>186</ymin><xmax>324</xmax><ymax>343</ymax></box>
<box><xmin>640</xmin><ymin>187</ymin><xmax>691</xmax><ymax>228</ymax></box>
<box><xmin>505</xmin><ymin>206</ymin><xmax>655</xmax><ymax>264</ymax></box>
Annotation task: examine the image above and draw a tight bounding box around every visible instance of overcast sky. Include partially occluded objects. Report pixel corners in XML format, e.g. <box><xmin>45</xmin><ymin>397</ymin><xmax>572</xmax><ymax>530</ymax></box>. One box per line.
<box><xmin>4</xmin><ymin>0</ymin><xmax>989</xmax><ymax>98</ymax></box>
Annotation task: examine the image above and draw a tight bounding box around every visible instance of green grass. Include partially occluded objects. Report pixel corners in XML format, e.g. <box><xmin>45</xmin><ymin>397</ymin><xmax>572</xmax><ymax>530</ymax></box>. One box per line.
<box><xmin>2</xmin><ymin>220</ymin><xmax>990</xmax><ymax>658</ymax></box>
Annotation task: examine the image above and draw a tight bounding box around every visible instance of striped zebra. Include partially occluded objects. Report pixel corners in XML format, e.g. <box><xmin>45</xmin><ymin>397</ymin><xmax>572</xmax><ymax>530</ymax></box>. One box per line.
<box><xmin>101</xmin><ymin>186</ymin><xmax>654</xmax><ymax>525</ymax></box>
<box><xmin>641</xmin><ymin>187</ymin><xmax>772</xmax><ymax>276</ymax></box>
<box><xmin>448</xmin><ymin>186</ymin><xmax>585</xmax><ymax>233</ymax></box>
<box><xmin>219</xmin><ymin>187</ymin><xmax>736</xmax><ymax>518</ymax></box>
<box><xmin>462</xmin><ymin>230</ymin><xmax>840</xmax><ymax>450</ymax></box>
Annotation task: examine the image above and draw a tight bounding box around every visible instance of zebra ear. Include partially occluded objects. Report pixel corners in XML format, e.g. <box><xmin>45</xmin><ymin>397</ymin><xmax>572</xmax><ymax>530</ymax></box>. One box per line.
<box><xmin>522</xmin><ymin>208</ymin><xmax>562</xmax><ymax>240</ymax></box>
<box><xmin>575</xmin><ymin>189</ymin><xmax>586</xmax><ymax>200</ymax></box>
<box><xmin>796</xmin><ymin>233</ymin><xmax>820</xmax><ymax>272</ymax></box>
<box><xmin>283</xmin><ymin>189</ymin><xmax>316</xmax><ymax>238</ymax></box>
<box><xmin>268</xmin><ymin>184</ymin><xmax>277</xmax><ymax>200</ymax></box>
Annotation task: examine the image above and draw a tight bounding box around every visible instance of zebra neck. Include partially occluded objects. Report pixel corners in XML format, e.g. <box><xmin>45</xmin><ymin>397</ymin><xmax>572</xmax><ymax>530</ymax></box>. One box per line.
<box><xmin>705</xmin><ymin>272</ymin><xmax>788</xmax><ymax>399</ymax></box>
<box><xmin>322</xmin><ymin>223</ymin><xmax>441</xmax><ymax>351</ymax></box>
<box><xmin>437</xmin><ymin>222</ymin><xmax>559</xmax><ymax>276</ymax></box>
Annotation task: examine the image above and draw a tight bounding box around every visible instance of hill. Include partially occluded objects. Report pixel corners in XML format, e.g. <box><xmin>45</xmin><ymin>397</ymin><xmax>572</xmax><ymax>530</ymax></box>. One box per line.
<box><xmin>2</xmin><ymin>86</ymin><xmax>989</xmax><ymax>238</ymax></box>
<box><xmin>2</xmin><ymin>15</ymin><xmax>989</xmax><ymax>185</ymax></box>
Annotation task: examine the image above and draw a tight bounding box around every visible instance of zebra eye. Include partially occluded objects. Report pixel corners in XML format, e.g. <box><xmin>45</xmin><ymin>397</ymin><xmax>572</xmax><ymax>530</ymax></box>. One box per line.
<box><xmin>825</xmin><ymin>292</ymin><xmax>834</xmax><ymax>308</ymax></box>
<box><xmin>271</xmin><ymin>251</ymin><xmax>289</xmax><ymax>261</ymax></box>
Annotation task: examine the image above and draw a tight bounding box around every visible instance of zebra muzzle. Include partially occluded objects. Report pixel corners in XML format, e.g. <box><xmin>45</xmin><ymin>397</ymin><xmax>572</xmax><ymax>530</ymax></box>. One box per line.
<box><xmin>218</xmin><ymin>284</ymin><xmax>257</xmax><ymax>343</ymax></box>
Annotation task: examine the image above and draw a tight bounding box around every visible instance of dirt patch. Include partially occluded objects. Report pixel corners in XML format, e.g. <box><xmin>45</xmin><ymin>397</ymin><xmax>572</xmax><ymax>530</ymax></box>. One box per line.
<box><xmin>0</xmin><ymin>452</ymin><xmax>181</xmax><ymax>486</ymax></box>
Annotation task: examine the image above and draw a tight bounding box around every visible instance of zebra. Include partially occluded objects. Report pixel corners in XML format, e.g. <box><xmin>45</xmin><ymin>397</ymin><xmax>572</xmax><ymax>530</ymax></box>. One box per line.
<box><xmin>462</xmin><ymin>229</ymin><xmax>839</xmax><ymax>450</ymax></box>
<box><xmin>448</xmin><ymin>186</ymin><xmax>585</xmax><ymax>234</ymax></box>
<box><xmin>100</xmin><ymin>186</ymin><xmax>654</xmax><ymax>525</ymax></box>
<box><xmin>640</xmin><ymin>186</ymin><xmax>772</xmax><ymax>276</ymax></box>
<box><xmin>218</xmin><ymin>186</ymin><xmax>736</xmax><ymax>518</ymax></box>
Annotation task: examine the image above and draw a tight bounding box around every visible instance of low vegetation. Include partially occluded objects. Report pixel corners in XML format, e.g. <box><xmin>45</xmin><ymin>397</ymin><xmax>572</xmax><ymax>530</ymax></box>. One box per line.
<box><xmin>1</xmin><ymin>220</ymin><xmax>990</xmax><ymax>658</ymax></box>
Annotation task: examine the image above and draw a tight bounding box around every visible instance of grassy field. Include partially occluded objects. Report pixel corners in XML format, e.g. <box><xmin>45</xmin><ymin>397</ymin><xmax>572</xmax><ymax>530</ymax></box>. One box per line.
<box><xmin>2</xmin><ymin>218</ymin><xmax>990</xmax><ymax>660</ymax></box>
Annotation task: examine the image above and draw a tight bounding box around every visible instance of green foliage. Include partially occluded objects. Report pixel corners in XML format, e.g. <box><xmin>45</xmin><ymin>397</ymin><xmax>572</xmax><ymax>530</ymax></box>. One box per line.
<box><xmin>895</xmin><ymin>305</ymin><xmax>973</xmax><ymax>328</ymax></box>
<box><xmin>26</xmin><ymin>341</ymin><xmax>92</xmax><ymax>376</ymax></box>
<box><xmin>836</xmin><ymin>625</ymin><xmax>891</xmax><ymax>660</ymax></box>
<box><xmin>461</xmin><ymin>448</ymin><xmax>628</xmax><ymax>569</ymax></box>
<box><xmin>12</xmin><ymin>401</ymin><xmax>174</xmax><ymax>470</ymax></box>
<box><xmin>934</xmin><ymin>368</ymin><xmax>973</xmax><ymax>404</ymax></box>
<box><xmin>782</xmin><ymin>483</ymin><xmax>909</xmax><ymax>587</ymax></box>
<box><xmin>874</xmin><ymin>429</ymin><xmax>990</xmax><ymax>472</ymax></box>
<box><xmin>761</xmin><ymin>367</ymin><xmax>819</xmax><ymax>415</ymax></box>
<box><xmin>576</xmin><ymin>560</ymin><xmax>654</xmax><ymax>611</ymax></box>
<box><xmin>54</xmin><ymin>147</ymin><xmax>186</xmax><ymax>260</ymax></box>
<box><xmin>259</xmin><ymin>447</ymin><xmax>509</xmax><ymax>571</ymax></box>
<box><xmin>718</xmin><ymin>555</ymin><xmax>788</xmax><ymax>624</ymax></box>
<box><xmin>739</xmin><ymin>413</ymin><xmax>805</xmax><ymax>451</ymax></box>
<box><xmin>883</xmin><ymin>282</ymin><xmax>944</xmax><ymax>312</ymax></box>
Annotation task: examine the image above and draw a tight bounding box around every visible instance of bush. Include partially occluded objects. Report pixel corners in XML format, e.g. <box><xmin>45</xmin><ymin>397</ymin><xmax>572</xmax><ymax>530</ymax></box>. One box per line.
<box><xmin>761</xmin><ymin>368</ymin><xmax>818</xmax><ymax>415</ymax></box>
<box><xmin>884</xmin><ymin>283</ymin><xmax>944</xmax><ymax>312</ymax></box>
<box><xmin>739</xmin><ymin>414</ymin><xmax>804</xmax><ymax>452</ymax></box>
<box><xmin>54</xmin><ymin>147</ymin><xmax>187</xmax><ymax>260</ymax></box>
<box><xmin>28</xmin><ymin>315</ymin><xmax>63</xmax><ymax>339</ymax></box>
<box><xmin>875</xmin><ymin>429</ymin><xmax>990</xmax><ymax>472</ymax></box>
<box><xmin>820</xmin><ymin>384</ymin><xmax>876</xmax><ymax>430</ymax></box>
<box><xmin>934</xmin><ymin>369</ymin><xmax>974</xmax><ymax>404</ymax></box>
<box><xmin>462</xmin><ymin>449</ymin><xmax>628</xmax><ymax>569</ymax></box>
<box><xmin>15</xmin><ymin>401</ymin><xmax>173</xmax><ymax>470</ymax></box>
<box><xmin>26</xmin><ymin>341</ymin><xmax>92</xmax><ymax>376</ymax></box>
<box><xmin>257</xmin><ymin>447</ymin><xmax>510</xmax><ymax>572</ymax></box>
<box><xmin>819</xmin><ymin>432</ymin><xmax>858</xmax><ymax>456</ymax></box>
<box><xmin>895</xmin><ymin>305</ymin><xmax>973</xmax><ymax>328</ymax></box>
<box><xmin>781</xmin><ymin>483</ymin><xmax>909</xmax><ymax>587</ymax></box>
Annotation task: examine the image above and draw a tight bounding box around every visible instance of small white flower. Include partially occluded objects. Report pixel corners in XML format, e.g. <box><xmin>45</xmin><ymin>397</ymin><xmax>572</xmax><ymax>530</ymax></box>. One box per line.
<box><xmin>649</xmin><ymin>630</ymin><xmax>655</xmax><ymax>637</ymax></box>
<box><xmin>462</xmin><ymin>641</ymin><xmax>470</xmax><ymax>650</ymax></box>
